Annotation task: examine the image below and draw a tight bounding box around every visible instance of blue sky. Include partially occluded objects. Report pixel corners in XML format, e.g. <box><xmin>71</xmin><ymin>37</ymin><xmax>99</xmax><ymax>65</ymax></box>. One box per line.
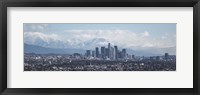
<box><xmin>24</xmin><ymin>23</ymin><xmax>176</xmax><ymax>50</ymax></box>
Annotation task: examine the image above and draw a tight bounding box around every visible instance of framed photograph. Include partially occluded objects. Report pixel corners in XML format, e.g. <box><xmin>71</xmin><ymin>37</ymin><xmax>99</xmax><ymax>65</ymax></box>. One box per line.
<box><xmin>0</xmin><ymin>0</ymin><xmax>199</xmax><ymax>95</ymax></box>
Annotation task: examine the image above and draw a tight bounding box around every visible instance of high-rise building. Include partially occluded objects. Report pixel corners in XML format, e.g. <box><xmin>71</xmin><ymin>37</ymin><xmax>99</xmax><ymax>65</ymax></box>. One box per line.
<box><xmin>86</xmin><ymin>50</ymin><xmax>91</xmax><ymax>57</ymax></box>
<box><xmin>118</xmin><ymin>51</ymin><xmax>122</xmax><ymax>59</ymax></box>
<box><xmin>150</xmin><ymin>57</ymin><xmax>154</xmax><ymax>60</ymax></box>
<box><xmin>95</xmin><ymin>47</ymin><xmax>99</xmax><ymax>58</ymax></box>
<box><xmin>132</xmin><ymin>55</ymin><xmax>135</xmax><ymax>59</ymax></box>
<box><xmin>113</xmin><ymin>48</ymin><xmax>116</xmax><ymax>60</ymax></box>
<box><xmin>84</xmin><ymin>43</ymin><xmax>130</xmax><ymax>60</ymax></box>
<box><xmin>101</xmin><ymin>46</ymin><xmax>106</xmax><ymax>59</ymax></box>
<box><xmin>92</xmin><ymin>51</ymin><xmax>95</xmax><ymax>57</ymax></box>
<box><xmin>108</xmin><ymin>43</ymin><xmax>111</xmax><ymax>58</ymax></box>
<box><xmin>111</xmin><ymin>47</ymin><xmax>114</xmax><ymax>60</ymax></box>
<box><xmin>165</xmin><ymin>53</ymin><xmax>169</xmax><ymax>60</ymax></box>
<box><xmin>156</xmin><ymin>56</ymin><xmax>160</xmax><ymax>60</ymax></box>
<box><xmin>105</xmin><ymin>48</ymin><xmax>109</xmax><ymax>58</ymax></box>
<box><xmin>114</xmin><ymin>46</ymin><xmax>118</xmax><ymax>60</ymax></box>
<box><xmin>122</xmin><ymin>49</ymin><xmax>126</xmax><ymax>59</ymax></box>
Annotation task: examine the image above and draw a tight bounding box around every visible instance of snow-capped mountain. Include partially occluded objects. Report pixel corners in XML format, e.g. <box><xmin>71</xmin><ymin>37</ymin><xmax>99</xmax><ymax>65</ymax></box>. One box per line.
<box><xmin>24</xmin><ymin>34</ymin><xmax>112</xmax><ymax>49</ymax></box>
<box><xmin>24</xmin><ymin>32</ymin><xmax>66</xmax><ymax>49</ymax></box>
<box><xmin>79</xmin><ymin>38</ymin><xmax>111</xmax><ymax>49</ymax></box>
<box><xmin>24</xmin><ymin>33</ymin><xmax>176</xmax><ymax>56</ymax></box>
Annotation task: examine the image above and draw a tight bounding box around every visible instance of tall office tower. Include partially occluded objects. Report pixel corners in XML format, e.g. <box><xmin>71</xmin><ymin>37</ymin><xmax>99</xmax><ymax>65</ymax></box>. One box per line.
<box><xmin>122</xmin><ymin>49</ymin><xmax>126</xmax><ymax>59</ymax></box>
<box><xmin>132</xmin><ymin>55</ymin><xmax>135</xmax><ymax>59</ymax></box>
<box><xmin>165</xmin><ymin>53</ymin><xmax>169</xmax><ymax>60</ymax></box>
<box><xmin>111</xmin><ymin>47</ymin><xmax>114</xmax><ymax>60</ymax></box>
<box><xmin>156</xmin><ymin>56</ymin><xmax>160</xmax><ymax>60</ymax></box>
<box><xmin>101</xmin><ymin>46</ymin><xmax>106</xmax><ymax>59</ymax></box>
<box><xmin>95</xmin><ymin>47</ymin><xmax>99</xmax><ymax>58</ymax></box>
<box><xmin>86</xmin><ymin>50</ymin><xmax>91</xmax><ymax>57</ymax></box>
<box><xmin>92</xmin><ymin>51</ymin><xmax>95</xmax><ymax>57</ymax></box>
<box><xmin>108</xmin><ymin>43</ymin><xmax>111</xmax><ymax>58</ymax></box>
<box><xmin>118</xmin><ymin>51</ymin><xmax>122</xmax><ymax>59</ymax></box>
<box><xmin>113</xmin><ymin>47</ymin><xmax>116</xmax><ymax>60</ymax></box>
<box><xmin>114</xmin><ymin>46</ymin><xmax>118</xmax><ymax>60</ymax></box>
<box><xmin>105</xmin><ymin>48</ymin><xmax>109</xmax><ymax>58</ymax></box>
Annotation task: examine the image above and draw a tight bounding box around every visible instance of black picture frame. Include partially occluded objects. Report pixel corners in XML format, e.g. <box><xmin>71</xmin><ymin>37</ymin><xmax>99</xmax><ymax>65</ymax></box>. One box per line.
<box><xmin>0</xmin><ymin>0</ymin><xmax>200</xmax><ymax>95</ymax></box>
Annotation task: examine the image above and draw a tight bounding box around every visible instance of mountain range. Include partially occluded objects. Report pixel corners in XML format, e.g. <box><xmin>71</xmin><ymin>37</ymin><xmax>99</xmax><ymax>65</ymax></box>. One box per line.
<box><xmin>24</xmin><ymin>43</ymin><xmax>175</xmax><ymax>56</ymax></box>
<box><xmin>24</xmin><ymin>43</ymin><xmax>85</xmax><ymax>54</ymax></box>
<box><xmin>24</xmin><ymin>34</ymin><xmax>176</xmax><ymax>56</ymax></box>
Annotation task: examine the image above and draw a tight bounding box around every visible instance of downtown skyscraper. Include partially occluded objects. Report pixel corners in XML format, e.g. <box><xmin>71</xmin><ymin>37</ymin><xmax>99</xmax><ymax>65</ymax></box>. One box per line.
<box><xmin>86</xmin><ymin>43</ymin><xmax>127</xmax><ymax>60</ymax></box>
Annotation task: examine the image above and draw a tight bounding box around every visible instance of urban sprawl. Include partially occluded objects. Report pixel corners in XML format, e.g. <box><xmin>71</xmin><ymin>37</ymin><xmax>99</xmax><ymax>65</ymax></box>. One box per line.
<box><xmin>24</xmin><ymin>43</ymin><xmax>176</xmax><ymax>71</ymax></box>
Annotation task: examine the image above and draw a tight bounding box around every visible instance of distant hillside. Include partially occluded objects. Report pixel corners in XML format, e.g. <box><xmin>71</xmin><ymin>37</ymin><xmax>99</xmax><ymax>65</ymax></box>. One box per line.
<box><xmin>126</xmin><ymin>49</ymin><xmax>160</xmax><ymax>57</ymax></box>
<box><xmin>126</xmin><ymin>47</ymin><xmax>175</xmax><ymax>57</ymax></box>
<box><xmin>24</xmin><ymin>43</ymin><xmax>175</xmax><ymax>57</ymax></box>
<box><xmin>24</xmin><ymin>44</ymin><xmax>85</xmax><ymax>54</ymax></box>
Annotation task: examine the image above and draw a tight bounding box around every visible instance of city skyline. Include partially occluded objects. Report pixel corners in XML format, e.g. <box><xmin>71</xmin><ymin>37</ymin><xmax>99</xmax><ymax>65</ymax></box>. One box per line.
<box><xmin>24</xmin><ymin>23</ymin><xmax>176</xmax><ymax>55</ymax></box>
<box><xmin>24</xmin><ymin>23</ymin><xmax>176</xmax><ymax>71</ymax></box>
<box><xmin>85</xmin><ymin>43</ymin><xmax>128</xmax><ymax>60</ymax></box>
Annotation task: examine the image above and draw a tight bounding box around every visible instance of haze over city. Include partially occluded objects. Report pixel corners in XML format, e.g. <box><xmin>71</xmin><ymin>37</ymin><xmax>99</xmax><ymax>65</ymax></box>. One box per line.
<box><xmin>24</xmin><ymin>23</ymin><xmax>176</xmax><ymax>56</ymax></box>
<box><xmin>24</xmin><ymin>23</ymin><xmax>176</xmax><ymax>71</ymax></box>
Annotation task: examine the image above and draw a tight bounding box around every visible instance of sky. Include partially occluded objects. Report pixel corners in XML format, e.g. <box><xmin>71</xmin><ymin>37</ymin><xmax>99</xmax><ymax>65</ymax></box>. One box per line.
<box><xmin>24</xmin><ymin>23</ymin><xmax>176</xmax><ymax>50</ymax></box>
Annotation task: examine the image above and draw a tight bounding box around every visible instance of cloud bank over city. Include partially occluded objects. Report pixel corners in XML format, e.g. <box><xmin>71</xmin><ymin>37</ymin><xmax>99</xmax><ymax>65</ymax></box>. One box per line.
<box><xmin>24</xmin><ymin>23</ymin><xmax>176</xmax><ymax>51</ymax></box>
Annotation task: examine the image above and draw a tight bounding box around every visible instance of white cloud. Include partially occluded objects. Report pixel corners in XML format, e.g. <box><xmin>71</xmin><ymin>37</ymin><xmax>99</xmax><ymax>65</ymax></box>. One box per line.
<box><xmin>64</xmin><ymin>29</ymin><xmax>175</xmax><ymax>49</ymax></box>
<box><xmin>24</xmin><ymin>28</ymin><xmax>176</xmax><ymax>49</ymax></box>
<box><xmin>161</xmin><ymin>36</ymin><xmax>166</xmax><ymax>39</ymax></box>
<box><xmin>141</xmin><ymin>31</ymin><xmax>149</xmax><ymax>37</ymax></box>
<box><xmin>24</xmin><ymin>24</ymin><xmax>48</xmax><ymax>32</ymax></box>
<box><xmin>173</xmin><ymin>34</ymin><xmax>176</xmax><ymax>38</ymax></box>
<box><xmin>24</xmin><ymin>32</ymin><xmax>60</xmax><ymax>44</ymax></box>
